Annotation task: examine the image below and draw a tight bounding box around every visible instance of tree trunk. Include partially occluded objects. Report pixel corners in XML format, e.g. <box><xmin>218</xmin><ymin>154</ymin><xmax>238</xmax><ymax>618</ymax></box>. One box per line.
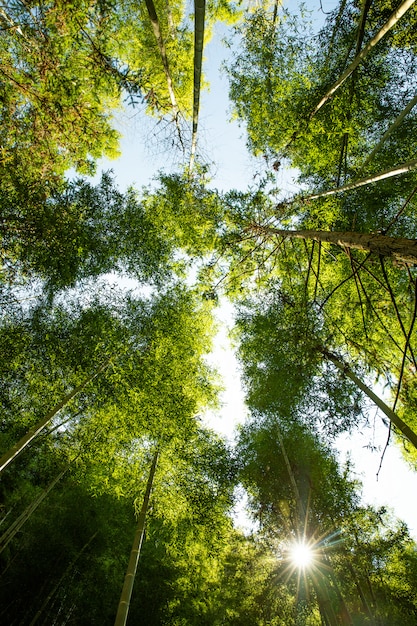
<box><xmin>312</xmin><ymin>577</ymin><xmax>339</xmax><ymax>626</ymax></box>
<box><xmin>189</xmin><ymin>0</ymin><xmax>206</xmax><ymax>174</ymax></box>
<box><xmin>0</xmin><ymin>358</ymin><xmax>111</xmax><ymax>475</ymax></box>
<box><xmin>309</xmin><ymin>0</ymin><xmax>416</xmax><ymax>119</ymax></box>
<box><xmin>320</xmin><ymin>348</ymin><xmax>417</xmax><ymax>450</ymax></box>
<box><xmin>114</xmin><ymin>450</ymin><xmax>159</xmax><ymax>626</ymax></box>
<box><xmin>250</xmin><ymin>223</ymin><xmax>417</xmax><ymax>265</ymax></box>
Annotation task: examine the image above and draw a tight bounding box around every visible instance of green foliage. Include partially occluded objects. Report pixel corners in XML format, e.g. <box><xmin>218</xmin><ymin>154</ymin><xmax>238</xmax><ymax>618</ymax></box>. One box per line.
<box><xmin>0</xmin><ymin>284</ymin><xmax>218</xmax><ymax>486</ymax></box>
<box><xmin>0</xmin><ymin>0</ymin><xmax>124</xmax><ymax>188</ymax></box>
<box><xmin>142</xmin><ymin>172</ymin><xmax>225</xmax><ymax>259</ymax></box>
<box><xmin>227</xmin><ymin>7</ymin><xmax>315</xmax><ymax>158</ymax></box>
<box><xmin>1</xmin><ymin>172</ymin><xmax>175</xmax><ymax>291</ymax></box>
<box><xmin>237</xmin><ymin>416</ymin><xmax>358</xmax><ymax>534</ymax></box>
<box><xmin>110</xmin><ymin>0</ymin><xmax>194</xmax><ymax>117</ymax></box>
<box><xmin>235</xmin><ymin>287</ymin><xmax>365</xmax><ymax>436</ymax></box>
<box><xmin>207</xmin><ymin>178</ymin><xmax>417</xmax><ymax>426</ymax></box>
<box><xmin>0</xmin><ymin>475</ymin><xmax>139</xmax><ymax>625</ymax></box>
<box><xmin>227</xmin><ymin>0</ymin><xmax>417</xmax><ymax>185</ymax></box>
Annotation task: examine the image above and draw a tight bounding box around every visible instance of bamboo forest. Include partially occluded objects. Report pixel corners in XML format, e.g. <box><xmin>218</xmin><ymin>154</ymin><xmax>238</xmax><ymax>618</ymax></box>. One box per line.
<box><xmin>2</xmin><ymin>0</ymin><xmax>417</xmax><ymax>623</ymax></box>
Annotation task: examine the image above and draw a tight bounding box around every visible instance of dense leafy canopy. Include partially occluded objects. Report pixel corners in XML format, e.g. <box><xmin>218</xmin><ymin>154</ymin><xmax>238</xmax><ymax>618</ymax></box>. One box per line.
<box><xmin>2</xmin><ymin>0</ymin><xmax>417</xmax><ymax>623</ymax></box>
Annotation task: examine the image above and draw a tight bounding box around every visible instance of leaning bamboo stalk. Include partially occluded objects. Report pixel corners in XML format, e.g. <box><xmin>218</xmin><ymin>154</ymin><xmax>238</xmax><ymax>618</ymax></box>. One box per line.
<box><xmin>321</xmin><ymin>349</ymin><xmax>417</xmax><ymax>450</ymax></box>
<box><xmin>306</xmin><ymin>159</ymin><xmax>417</xmax><ymax>201</ymax></box>
<box><xmin>114</xmin><ymin>450</ymin><xmax>159</xmax><ymax>626</ymax></box>
<box><xmin>276</xmin><ymin>159</ymin><xmax>417</xmax><ymax>209</ymax></box>
<box><xmin>250</xmin><ymin>224</ymin><xmax>417</xmax><ymax>265</ymax></box>
<box><xmin>0</xmin><ymin>358</ymin><xmax>111</xmax><ymax>475</ymax></box>
<box><xmin>362</xmin><ymin>93</ymin><xmax>417</xmax><ymax>167</ymax></box>
<box><xmin>0</xmin><ymin>466</ymin><xmax>68</xmax><ymax>553</ymax></box>
<box><xmin>310</xmin><ymin>0</ymin><xmax>416</xmax><ymax>119</ymax></box>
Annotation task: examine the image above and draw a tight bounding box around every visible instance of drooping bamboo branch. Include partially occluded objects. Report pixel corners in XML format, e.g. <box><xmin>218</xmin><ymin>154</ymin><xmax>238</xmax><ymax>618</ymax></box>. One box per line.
<box><xmin>0</xmin><ymin>358</ymin><xmax>111</xmax><ymax>475</ymax></box>
<box><xmin>250</xmin><ymin>223</ymin><xmax>417</xmax><ymax>265</ymax></box>
<box><xmin>114</xmin><ymin>450</ymin><xmax>159</xmax><ymax>626</ymax></box>
<box><xmin>189</xmin><ymin>0</ymin><xmax>206</xmax><ymax>174</ymax></box>
<box><xmin>309</xmin><ymin>0</ymin><xmax>417</xmax><ymax>119</ymax></box>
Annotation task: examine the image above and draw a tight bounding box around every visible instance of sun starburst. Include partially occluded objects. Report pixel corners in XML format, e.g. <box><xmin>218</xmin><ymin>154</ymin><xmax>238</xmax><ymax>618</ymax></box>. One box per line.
<box><xmin>290</xmin><ymin>541</ymin><xmax>314</xmax><ymax>569</ymax></box>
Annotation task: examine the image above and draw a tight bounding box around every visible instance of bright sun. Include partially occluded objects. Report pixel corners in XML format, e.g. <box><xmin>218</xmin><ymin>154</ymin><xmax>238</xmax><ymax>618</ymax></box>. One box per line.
<box><xmin>290</xmin><ymin>542</ymin><xmax>314</xmax><ymax>568</ymax></box>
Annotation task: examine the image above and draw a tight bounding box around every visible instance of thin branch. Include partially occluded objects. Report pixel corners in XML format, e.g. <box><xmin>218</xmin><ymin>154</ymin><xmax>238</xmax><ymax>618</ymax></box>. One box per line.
<box><xmin>336</xmin><ymin>133</ymin><xmax>348</xmax><ymax>186</ymax></box>
<box><xmin>350</xmin><ymin>257</ymin><xmax>415</xmax><ymax>364</ymax></box>
<box><xmin>314</xmin><ymin>241</ymin><xmax>322</xmax><ymax>302</ymax></box>
<box><xmin>322</xmin><ymin>0</ymin><xmax>348</xmax><ymax>69</ymax></box>
<box><xmin>319</xmin><ymin>252</ymin><xmax>372</xmax><ymax>310</ymax></box>
<box><xmin>303</xmin><ymin>239</ymin><xmax>315</xmax><ymax>298</ymax></box>
<box><xmin>348</xmin><ymin>249</ymin><xmax>368</xmax><ymax>339</ymax></box>
<box><xmin>335</xmin><ymin>0</ymin><xmax>371</xmax><ymax>184</ymax></box>
<box><xmin>363</xmin><ymin>92</ymin><xmax>417</xmax><ymax>169</ymax></box>
<box><xmin>379</xmin><ymin>256</ymin><xmax>417</xmax><ymax>369</ymax></box>
<box><xmin>383</xmin><ymin>185</ymin><xmax>417</xmax><ymax>235</ymax></box>
<box><xmin>392</xmin><ymin>275</ymin><xmax>417</xmax><ymax>412</ymax></box>
<box><xmin>376</xmin><ymin>423</ymin><xmax>391</xmax><ymax>481</ymax></box>
<box><xmin>212</xmin><ymin>233</ymin><xmax>270</xmax><ymax>291</ymax></box>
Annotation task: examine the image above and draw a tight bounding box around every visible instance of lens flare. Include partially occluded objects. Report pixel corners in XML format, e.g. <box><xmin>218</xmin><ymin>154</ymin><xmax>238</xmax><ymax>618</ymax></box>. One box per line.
<box><xmin>290</xmin><ymin>541</ymin><xmax>313</xmax><ymax>568</ymax></box>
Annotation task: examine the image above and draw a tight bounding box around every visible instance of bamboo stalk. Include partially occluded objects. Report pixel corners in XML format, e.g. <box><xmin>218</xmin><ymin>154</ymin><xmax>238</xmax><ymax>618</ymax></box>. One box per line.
<box><xmin>0</xmin><ymin>358</ymin><xmax>111</xmax><ymax>474</ymax></box>
<box><xmin>114</xmin><ymin>450</ymin><xmax>159</xmax><ymax>626</ymax></box>
<box><xmin>0</xmin><ymin>467</ymin><xmax>68</xmax><ymax>554</ymax></box>
<box><xmin>362</xmin><ymin>93</ymin><xmax>417</xmax><ymax>167</ymax></box>
<box><xmin>321</xmin><ymin>349</ymin><xmax>417</xmax><ymax>450</ymax></box>
<box><xmin>310</xmin><ymin>0</ymin><xmax>417</xmax><ymax>119</ymax></box>
<box><xmin>189</xmin><ymin>0</ymin><xmax>206</xmax><ymax>174</ymax></box>
<box><xmin>252</xmin><ymin>224</ymin><xmax>417</xmax><ymax>265</ymax></box>
<box><xmin>306</xmin><ymin>159</ymin><xmax>417</xmax><ymax>201</ymax></box>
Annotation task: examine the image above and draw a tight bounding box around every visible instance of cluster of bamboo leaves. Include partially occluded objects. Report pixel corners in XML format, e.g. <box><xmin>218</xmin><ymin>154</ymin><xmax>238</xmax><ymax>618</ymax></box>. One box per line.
<box><xmin>2</xmin><ymin>0</ymin><xmax>417</xmax><ymax>624</ymax></box>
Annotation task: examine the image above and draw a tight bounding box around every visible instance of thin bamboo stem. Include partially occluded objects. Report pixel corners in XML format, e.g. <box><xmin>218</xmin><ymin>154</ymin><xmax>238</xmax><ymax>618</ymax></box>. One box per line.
<box><xmin>114</xmin><ymin>450</ymin><xmax>159</xmax><ymax>626</ymax></box>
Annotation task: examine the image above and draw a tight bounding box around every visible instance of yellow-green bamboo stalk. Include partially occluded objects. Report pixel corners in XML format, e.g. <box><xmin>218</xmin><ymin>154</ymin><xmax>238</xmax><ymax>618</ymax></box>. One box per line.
<box><xmin>0</xmin><ymin>358</ymin><xmax>111</xmax><ymax>475</ymax></box>
<box><xmin>114</xmin><ymin>450</ymin><xmax>159</xmax><ymax>626</ymax></box>
<box><xmin>310</xmin><ymin>0</ymin><xmax>416</xmax><ymax>119</ymax></box>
